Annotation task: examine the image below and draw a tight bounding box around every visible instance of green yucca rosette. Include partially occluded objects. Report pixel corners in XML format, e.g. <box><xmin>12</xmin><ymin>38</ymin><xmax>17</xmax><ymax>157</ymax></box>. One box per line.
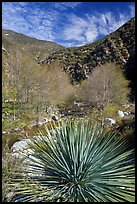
<box><xmin>10</xmin><ymin>120</ymin><xmax>135</xmax><ymax>202</ymax></box>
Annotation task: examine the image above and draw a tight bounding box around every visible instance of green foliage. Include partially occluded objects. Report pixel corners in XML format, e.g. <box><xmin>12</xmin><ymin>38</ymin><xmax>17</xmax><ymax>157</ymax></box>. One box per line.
<box><xmin>10</xmin><ymin>120</ymin><xmax>135</xmax><ymax>202</ymax></box>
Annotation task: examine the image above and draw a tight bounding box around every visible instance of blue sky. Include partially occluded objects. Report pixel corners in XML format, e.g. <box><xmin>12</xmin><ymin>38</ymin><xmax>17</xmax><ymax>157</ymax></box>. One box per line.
<box><xmin>2</xmin><ymin>2</ymin><xmax>135</xmax><ymax>47</ymax></box>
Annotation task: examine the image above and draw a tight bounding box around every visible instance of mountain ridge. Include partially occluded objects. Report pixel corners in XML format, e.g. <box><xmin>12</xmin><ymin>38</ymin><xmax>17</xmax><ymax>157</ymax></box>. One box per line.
<box><xmin>2</xmin><ymin>29</ymin><xmax>65</xmax><ymax>60</ymax></box>
<box><xmin>40</xmin><ymin>17</ymin><xmax>135</xmax><ymax>82</ymax></box>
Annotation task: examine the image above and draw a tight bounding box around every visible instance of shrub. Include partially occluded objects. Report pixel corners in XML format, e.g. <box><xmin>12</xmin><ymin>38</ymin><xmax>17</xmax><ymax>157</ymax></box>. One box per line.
<box><xmin>10</xmin><ymin>120</ymin><xmax>135</xmax><ymax>202</ymax></box>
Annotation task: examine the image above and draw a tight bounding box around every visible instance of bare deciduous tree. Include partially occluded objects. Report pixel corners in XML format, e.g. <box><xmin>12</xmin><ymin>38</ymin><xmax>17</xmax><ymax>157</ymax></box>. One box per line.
<box><xmin>77</xmin><ymin>63</ymin><xmax>130</xmax><ymax>110</ymax></box>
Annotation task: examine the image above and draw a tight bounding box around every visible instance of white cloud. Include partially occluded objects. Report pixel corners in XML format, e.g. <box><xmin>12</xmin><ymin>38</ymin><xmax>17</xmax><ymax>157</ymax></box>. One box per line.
<box><xmin>2</xmin><ymin>2</ymin><xmax>58</xmax><ymax>42</ymax></box>
<box><xmin>63</xmin><ymin>14</ymin><xmax>89</xmax><ymax>43</ymax></box>
<box><xmin>61</xmin><ymin>8</ymin><xmax>134</xmax><ymax>47</ymax></box>
<box><xmin>96</xmin><ymin>12</ymin><xmax>129</xmax><ymax>36</ymax></box>
<box><xmin>54</xmin><ymin>2</ymin><xmax>81</xmax><ymax>10</ymax></box>
<box><xmin>2</xmin><ymin>2</ymin><xmax>135</xmax><ymax>47</ymax></box>
<box><xmin>85</xmin><ymin>28</ymin><xmax>98</xmax><ymax>42</ymax></box>
<box><xmin>129</xmin><ymin>5</ymin><xmax>135</xmax><ymax>17</ymax></box>
<box><xmin>62</xmin><ymin>14</ymin><xmax>102</xmax><ymax>45</ymax></box>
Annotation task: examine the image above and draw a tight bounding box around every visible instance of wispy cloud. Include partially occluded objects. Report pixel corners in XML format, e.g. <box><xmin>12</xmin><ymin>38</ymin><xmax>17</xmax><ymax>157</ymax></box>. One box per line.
<box><xmin>2</xmin><ymin>2</ymin><xmax>58</xmax><ymax>41</ymax></box>
<box><xmin>54</xmin><ymin>2</ymin><xmax>81</xmax><ymax>10</ymax></box>
<box><xmin>62</xmin><ymin>14</ymin><xmax>98</xmax><ymax>45</ymax></box>
<box><xmin>2</xmin><ymin>2</ymin><xmax>135</xmax><ymax>47</ymax></box>
<box><xmin>60</xmin><ymin>8</ymin><xmax>135</xmax><ymax>47</ymax></box>
<box><xmin>129</xmin><ymin>4</ymin><xmax>135</xmax><ymax>17</ymax></box>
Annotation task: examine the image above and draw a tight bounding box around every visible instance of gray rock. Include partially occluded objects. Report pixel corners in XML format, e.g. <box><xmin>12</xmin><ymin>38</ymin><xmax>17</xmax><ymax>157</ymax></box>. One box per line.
<box><xmin>117</xmin><ymin>110</ymin><xmax>125</xmax><ymax>118</ymax></box>
<box><xmin>11</xmin><ymin>139</ymin><xmax>32</xmax><ymax>158</ymax></box>
<box><xmin>104</xmin><ymin>118</ymin><xmax>116</xmax><ymax>126</ymax></box>
<box><xmin>38</xmin><ymin>120</ymin><xmax>43</xmax><ymax>126</ymax></box>
<box><xmin>124</xmin><ymin>111</ymin><xmax>129</xmax><ymax>116</ymax></box>
<box><xmin>6</xmin><ymin>192</ymin><xmax>14</xmax><ymax>201</ymax></box>
<box><xmin>2</xmin><ymin>131</ymin><xmax>7</xmax><ymax>134</ymax></box>
<box><xmin>14</xmin><ymin>127</ymin><xmax>21</xmax><ymax>132</ymax></box>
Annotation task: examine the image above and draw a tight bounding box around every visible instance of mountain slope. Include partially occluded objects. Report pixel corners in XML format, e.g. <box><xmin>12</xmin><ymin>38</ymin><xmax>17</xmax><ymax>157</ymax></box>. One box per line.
<box><xmin>2</xmin><ymin>29</ymin><xmax>64</xmax><ymax>60</ymax></box>
<box><xmin>40</xmin><ymin>17</ymin><xmax>135</xmax><ymax>92</ymax></box>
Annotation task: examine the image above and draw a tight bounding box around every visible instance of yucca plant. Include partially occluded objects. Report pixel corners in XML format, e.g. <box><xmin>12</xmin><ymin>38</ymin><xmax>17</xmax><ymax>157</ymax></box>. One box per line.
<box><xmin>10</xmin><ymin>120</ymin><xmax>135</xmax><ymax>202</ymax></box>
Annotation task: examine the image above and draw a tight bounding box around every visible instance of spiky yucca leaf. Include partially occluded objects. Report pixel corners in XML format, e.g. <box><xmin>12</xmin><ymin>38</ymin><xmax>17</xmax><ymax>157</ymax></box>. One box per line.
<box><xmin>11</xmin><ymin>120</ymin><xmax>135</xmax><ymax>202</ymax></box>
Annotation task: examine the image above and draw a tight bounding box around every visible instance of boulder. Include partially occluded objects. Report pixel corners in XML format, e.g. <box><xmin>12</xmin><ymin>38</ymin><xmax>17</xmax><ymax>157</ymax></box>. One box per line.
<box><xmin>104</xmin><ymin>118</ymin><xmax>116</xmax><ymax>126</ymax></box>
<box><xmin>124</xmin><ymin>111</ymin><xmax>129</xmax><ymax>116</ymax></box>
<box><xmin>117</xmin><ymin>110</ymin><xmax>125</xmax><ymax>118</ymax></box>
<box><xmin>5</xmin><ymin>192</ymin><xmax>14</xmax><ymax>202</ymax></box>
<box><xmin>11</xmin><ymin>139</ymin><xmax>32</xmax><ymax>158</ymax></box>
